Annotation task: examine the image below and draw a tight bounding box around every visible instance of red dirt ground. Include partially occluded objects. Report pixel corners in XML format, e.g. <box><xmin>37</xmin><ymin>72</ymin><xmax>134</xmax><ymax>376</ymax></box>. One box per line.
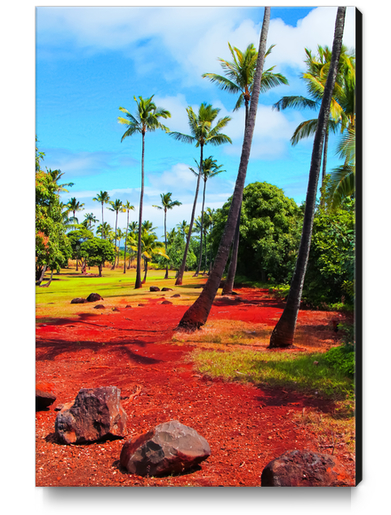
<box><xmin>36</xmin><ymin>286</ymin><xmax>355</xmax><ymax>487</ymax></box>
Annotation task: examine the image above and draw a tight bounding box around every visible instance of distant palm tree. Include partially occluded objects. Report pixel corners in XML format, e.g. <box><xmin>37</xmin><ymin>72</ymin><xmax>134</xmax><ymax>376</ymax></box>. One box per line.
<box><xmin>96</xmin><ymin>222</ymin><xmax>112</xmax><ymax>240</ymax></box>
<box><xmin>176</xmin><ymin>220</ymin><xmax>189</xmax><ymax>241</ymax></box>
<box><xmin>129</xmin><ymin>227</ymin><xmax>169</xmax><ymax>283</ymax></box>
<box><xmin>82</xmin><ymin>213</ymin><xmax>99</xmax><ymax>232</ymax></box>
<box><xmin>108</xmin><ymin>199</ymin><xmax>125</xmax><ymax>269</ymax></box>
<box><xmin>118</xmin><ymin>95</ymin><xmax>171</xmax><ymax>288</ymax></box>
<box><xmin>169</xmin><ymin>103</ymin><xmax>232</xmax><ymax>285</ymax></box>
<box><xmin>65</xmin><ymin>197</ymin><xmax>85</xmax><ymax>223</ymax></box>
<box><xmin>93</xmin><ymin>191</ymin><xmax>110</xmax><ymax>238</ymax></box>
<box><xmin>177</xmin><ymin>6</ymin><xmax>271</xmax><ymax>330</ymax></box>
<box><xmin>153</xmin><ymin>192</ymin><xmax>182</xmax><ymax>279</ymax></box>
<box><xmin>115</xmin><ymin>228</ymin><xmax>126</xmax><ymax>267</ymax></box>
<box><xmin>269</xmin><ymin>7</ymin><xmax>346</xmax><ymax>348</ymax></box>
<box><xmin>122</xmin><ymin>201</ymin><xmax>135</xmax><ymax>274</ymax></box>
<box><xmin>192</xmin><ymin>157</ymin><xmax>225</xmax><ymax>276</ymax></box>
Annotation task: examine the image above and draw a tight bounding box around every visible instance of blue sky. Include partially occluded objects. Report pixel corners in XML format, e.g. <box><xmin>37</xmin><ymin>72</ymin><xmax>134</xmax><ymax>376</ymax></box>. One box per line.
<box><xmin>35</xmin><ymin>5</ymin><xmax>356</xmax><ymax>238</ymax></box>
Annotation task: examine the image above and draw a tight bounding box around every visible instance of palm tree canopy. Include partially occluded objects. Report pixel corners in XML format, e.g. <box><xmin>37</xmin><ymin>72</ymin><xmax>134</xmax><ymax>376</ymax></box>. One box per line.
<box><xmin>202</xmin><ymin>43</ymin><xmax>288</xmax><ymax>112</ymax></box>
<box><xmin>169</xmin><ymin>103</ymin><xmax>232</xmax><ymax>148</ymax></box>
<box><xmin>153</xmin><ymin>192</ymin><xmax>182</xmax><ymax>212</ymax></box>
<box><xmin>93</xmin><ymin>191</ymin><xmax>110</xmax><ymax>204</ymax></box>
<box><xmin>118</xmin><ymin>95</ymin><xmax>171</xmax><ymax>140</ymax></box>
<box><xmin>109</xmin><ymin>199</ymin><xmax>125</xmax><ymax>213</ymax></box>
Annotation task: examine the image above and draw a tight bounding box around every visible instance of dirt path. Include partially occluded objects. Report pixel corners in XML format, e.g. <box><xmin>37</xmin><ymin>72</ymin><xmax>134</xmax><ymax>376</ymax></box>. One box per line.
<box><xmin>36</xmin><ymin>288</ymin><xmax>355</xmax><ymax>486</ymax></box>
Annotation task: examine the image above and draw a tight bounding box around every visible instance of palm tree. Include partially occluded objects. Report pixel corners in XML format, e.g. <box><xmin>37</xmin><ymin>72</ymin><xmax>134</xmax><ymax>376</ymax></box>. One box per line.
<box><xmin>96</xmin><ymin>222</ymin><xmax>112</xmax><ymax>240</ymax></box>
<box><xmin>82</xmin><ymin>213</ymin><xmax>99</xmax><ymax>232</ymax></box>
<box><xmin>122</xmin><ymin>201</ymin><xmax>135</xmax><ymax>273</ymax></box>
<box><xmin>177</xmin><ymin>6</ymin><xmax>271</xmax><ymax>330</ymax></box>
<box><xmin>203</xmin><ymin>42</ymin><xmax>288</xmax><ymax>127</ymax></box>
<box><xmin>47</xmin><ymin>169</ymin><xmax>74</xmax><ymax>193</ymax></box>
<box><xmin>327</xmin><ymin>126</ymin><xmax>355</xmax><ymax>208</ymax></box>
<box><xmin>115</xmin><ymin>228</ymin><xmax>126</xmax><ymax>267</ymax></box>
<box><xmin>118</xmin><ymin>95</ymin><xmax>171</xmax><ymax>289</ymax></box>
<box><xmin>126</xmin><ymin>221</ymin><xmax>138</xmax><ymax>270</ymax></box>
<box><xmin>129</xmin><ymin>226</ymin><xmax>169</xmax><ymax>283</ymax></box>
<box><xmin>65</xmin><ymin>197</ymin><xmax>85</xmax><ymax>223</ymax></box>
<box><xmin>108</xmin><ymin>199</ymin><xmax>125</xmax><ymax>269</ymax></box>
<box><xmin>272</xmin><ymin>45</ymin><xmax>355</xmax><ymax>186</ymax></box>
<box><xmin>193</xmin><ymin>157</ymin><xmax>225</xmax><ymax>276</ymax></box>
<box><xmin>269</xmin><ymin>7</ymin><xmax>346</xmax><ymax>348</ymax></box>
<box><xmin>176</xmin><ymin>220</ymin><xmax>189</xmax><ymax>241</ymax></box>
<box><xmin>93</xmin><ymin>191</ymin><xmax>110</xmax><ymax>237</ymax></box>
<box><xmin>203</xmin><ymin>41</ymin><xmax>288</xmax><ymax>294</ymax></box>
<box><xmin>169</xmin><ymin>103</ymin><xmax>232</xmax><ymax>285</ymax></box>
<box><xmin>153</xmin><ymin>192</ymin><xmax>182</xmax><ymax>279</ymax></box>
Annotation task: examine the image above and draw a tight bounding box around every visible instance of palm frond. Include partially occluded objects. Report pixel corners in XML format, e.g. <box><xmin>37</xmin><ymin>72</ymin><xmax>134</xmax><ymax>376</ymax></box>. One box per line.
<box><xmin>273</xmin><ymin>95</ymin><xmax>318</xmax><ymax>112</ymax></box>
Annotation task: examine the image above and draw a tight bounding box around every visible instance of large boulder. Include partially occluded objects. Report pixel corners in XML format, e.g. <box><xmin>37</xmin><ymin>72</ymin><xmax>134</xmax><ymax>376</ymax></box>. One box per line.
<box><xmin>55</xmin><ymin>386</ymin><xmax>127</xmax><ymax>444</ymax></box>
<box><xmin>120</xmin><ymin>420</ymin><xmax>211</xmax><ymax>477</ymax></box>
<box><xmin>261</xmin><ymin>450</ymin><xmax>347</xmax><ymax>487</ymax></box>
<box><xmin>87</xmin><ymin>293</ymin><xmax>103</xmax><ymax>302</ymax></box>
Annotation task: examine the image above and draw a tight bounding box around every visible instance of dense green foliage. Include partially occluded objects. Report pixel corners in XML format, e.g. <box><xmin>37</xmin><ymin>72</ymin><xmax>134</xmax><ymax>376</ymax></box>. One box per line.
<box><xmin>211</xmin><ymin>182</ymin><xmax>302</xmax><ymax>283</ymax></box>
<box><xmin>80</xmin><ymin>237</ymin><xmax>115</xmax><ymax>276</ymax></box>
<box><xmin>303</xmin><ymin>198</ymin><xmax>355</xmax><ymax>307</ymax></box>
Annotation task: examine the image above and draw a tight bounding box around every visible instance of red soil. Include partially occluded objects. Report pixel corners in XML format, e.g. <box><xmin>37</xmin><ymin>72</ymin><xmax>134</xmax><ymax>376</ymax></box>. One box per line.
<box><xmin>36</xmin><ymin>286</ymin><xmax>355</xmax><ymax>487</ymax></box>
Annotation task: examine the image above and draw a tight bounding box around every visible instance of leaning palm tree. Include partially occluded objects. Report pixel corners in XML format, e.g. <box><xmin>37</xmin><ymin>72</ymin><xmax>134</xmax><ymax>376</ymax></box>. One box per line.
<box><xmin>108</xmin><ymin>199</ymin><xmax>125</xmax><ymax>269</ymax></box>
<box><xmin>93</xmin><ymin>191</ymin><xmax>110</xmax><ymax>238</ymax></box>
<box><xmin>177</xmin><ymin>6</ymin><xmax>271</xmax><ymax>330</ymax></box>
<box><xmin>122</xmin><ymin>201</ymin><xmax>135</xmax><ymax>274</ymax></box>
<box><xmin>269</xmin><ymin>7</ymin><xmax>346</xmax><ymax>348</ymax></box>
<box><xmin>193</xmin><ymin>157</ymin><xmax>225</xmax><ymax>276</ymax></box>
<box><xmin>118</xmin><ymin>95</ymin><xmax>171</xmax><ymax>288</ymax></box>
<box><xmin>203</xmin><ymin>41</ymin><xmax>288</xmax><ymax>294</ymax></box>
<box><xmin>169</xmin><ymin>103</ymin><xmax>232</xmax><ymax>285</ymax></box>
<box><xmin>65</xmin><ymin>197</ymin><xmax>85</xmax><ymax>224</ymax></box>
<box><xmin>153</xmin><ymin>192</ymin><xmax>182</xmax><ymax>279</ymax></box>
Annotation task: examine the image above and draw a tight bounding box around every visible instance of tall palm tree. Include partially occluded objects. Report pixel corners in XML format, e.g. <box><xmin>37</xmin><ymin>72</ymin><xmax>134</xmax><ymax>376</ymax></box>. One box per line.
<box><xmin>203</xmin><ymin>41</ymin><xmax>288</xmax><ymax>294</ymax></box>
<box><xmin>153</xmin><ymin>192</ymin><xmax>182</xmax><ymax>279</ymax></box>
<box><xmin>177</xmin><ymin>6</ymin><xmax>271</xmax><ymax>330</ymax></box>
<box><xmin>169</xmin><ymin>103</ymin><xmax>232</xmax><ymax>285</ymax></box>
<box><xmin>129</xmin><ymin>226</ymin><xmax>169</xmax><ymax>283</ymax></box>
<box><xmin>269</xmin><ymin>7</ymin><xmax>346</xmax><ymax>348</ymax></box>
<box><xmin>118</xmin><ymin>95</ymin><xmax>171</xmax><ymax>289</ymax></box>
<box><xmin>93</xmin><ymin>191</ymin><xmax>110</xmax><ymax>238</ymax></box>
<box><xmin>193</xmin><ymin>157</ymin><xmax>225</xmax><ymax>276</ymax></box>
<box><xmin>108</xmin><ymin>199</ymin><xmax>125</xmax><ymax>269</ymax></box>
<box><xmin>273</xmin><ymin>45</ymin><xmax>355</xmax><ymax>185</ymax></box>
<box><xmin>65</xmin><ymin>197</ymin><xmax>85</xmax><ymax>223</ymax></box>
<box><xmin>122</xmin><ymin>201</ymin><xmax>135</xmax><ymax>273</ymax></box>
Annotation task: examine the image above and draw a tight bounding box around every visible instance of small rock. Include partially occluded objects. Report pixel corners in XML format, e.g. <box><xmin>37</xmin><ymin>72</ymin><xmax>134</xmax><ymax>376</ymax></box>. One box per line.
<box><xmin>36</xmin><ymin>384</ymin><xmax>56</xmax><ymax>411</ymax></box>
<box><xmin>112</xmin><ymin>307</ymin><xmax>120</xmax><ymax>312</ymax></box>
<box><xmin>260</xmin><ymin>450</ymin><xmax>347</xmax><ymax>487</ymax></box>
<box><xmin>125</xmin><ymin>305</ymin><xmax>132</xmax><ymax>308</ymax></box>
<box><xmin>94</xmin><ymin>304</ymin><xmax>105</xmax><ymax>309</ymax></box>
<box><xmin>120</xmin><ymin>420</ymin><xmax>211</xmax><ymax>477</ymax></box>
<box><xmin>161</xmin><ymin>300</ymin><xmax>172</xmax><ymax>305</ymax></box>
<box><xmin>87</xmin><ymin>293</ymin><xmax>103</xmax><ymax>302</ymax></box>
<box><xmin>55</xmin><ymin>386</ymin><xmax>128</xmax><ymax>444</ymax></box>
<box><xmin>161</xmin><ymin>287</ymin><xmax>173</xmax><ymax>292</ymax></box>
<box><xmin>150</xmin><ymin>286</ymin><xmax>160</xmax><ymax>292</ymax></box>
<box><xmin>171</xmin><ymin>294</ymin><xmax>181</xmax><ymax>298</ymax></box>
<box><xmin>70</xmin><ymin>298</ymin><xmax>86</xmax><ymax>304</ymax></box>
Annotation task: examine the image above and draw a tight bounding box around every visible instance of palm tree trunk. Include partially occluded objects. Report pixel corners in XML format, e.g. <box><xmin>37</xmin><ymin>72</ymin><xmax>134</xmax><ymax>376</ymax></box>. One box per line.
<box><xmin>195</xmin><ymin>177</ymin><xmax>207</xmax><ymax>276</ymax></box>
<box><xmin>143</xmin><ymin>258</ymin><xmax>148</xmax><ymax>283</ymax></box>
<box><xmin>175</xmin><ymin>148</ymin><xmax>203</xmax><ymax>285</ymax></box>
<box><xmin>101</xmin><ymin>203</ymin><xmax>104</xmax><ymax>238</ymax></box>
<box><xmin>123</xmin><ymin>211</ymin><xmax>129</xmax><ymax>274</ymax></box>
<box><xmin>222</xmin><ymin>205</ymin><xmax>241</xmax><ymax>294</ymax></box>
<box><xmin>269</xmin><ymin>7</ymin><xmax>346</xmax><ymax>348</ymax></box>
<box><xmin>112</xmin><ymin>212</ymin><xmax>118</xmax><ymax>269</ymax></box>
<box><xmin>164</xmin><ymin>208</ymin><xmax>169</xmax><ymax>279</ymax></box>
<box><xmin>177</xmin><ymin>7</ymin><xmax>271</xmax><ymax>330</ymax></box>
<box><xmin>135</xmin><ymin>131</ymin><xmax>145</xmax><ymax>289</ymax></box>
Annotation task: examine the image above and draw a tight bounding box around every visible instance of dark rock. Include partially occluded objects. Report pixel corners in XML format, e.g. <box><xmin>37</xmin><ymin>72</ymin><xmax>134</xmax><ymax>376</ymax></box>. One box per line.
<box><xmin>120</xmin><ymin>420</ymin><xmax>211</xmax><ymax>477</ymax></box>
<box><xmin>112</xmin><ymin>307</ymin><xmax>120</xmax><ymax>312</ymax></box>
<box><xmin>70</xmin><ymin>298</ymin><xmax>86</xmax><ymax>304</ymax></box>
<box><xmin>125</xmin><ymin>305</ymin><xmax>132</xmax><ymax>308</ymax></box>
<box><xmin>94</xmin><ymin>304</ymin><xmax>105</xmax><ymax>309</ymax></box>
<box><xmin>260</xmin><ymin>450</ymin><xmax>347</xmax><ymax>487</ymax></box>
<box><xmin>161</xmin><ymin>288</ymin><xmax>173</xmax><ymax>292</ymax></box>
<box><xmin>87</xmin><ymin>293</ymin><xmax>103</xmax><ymax>302</ymax></box>
<box><xmin>150</xmin><ymin>286</ymin><xmax>160</xmax><ymax>292</ymax></box>
<box><xmin>55</xmin><ymin>386</ymin><xmax>128</xmax><ymax>444</ymax></box>
<box><xmin>36</xmin><ymin>385</ymin><xmax>56</xmax><ymax>411</ymax></box>
<box><xmin>161</xmin><ymin>300</ymin><xmax>172</xmax><ymax>305</ymax></box>
<box><xmin>171</xmin><ymin>294</ymin><xmax>181</xmax><ymax>298</ymax></box>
